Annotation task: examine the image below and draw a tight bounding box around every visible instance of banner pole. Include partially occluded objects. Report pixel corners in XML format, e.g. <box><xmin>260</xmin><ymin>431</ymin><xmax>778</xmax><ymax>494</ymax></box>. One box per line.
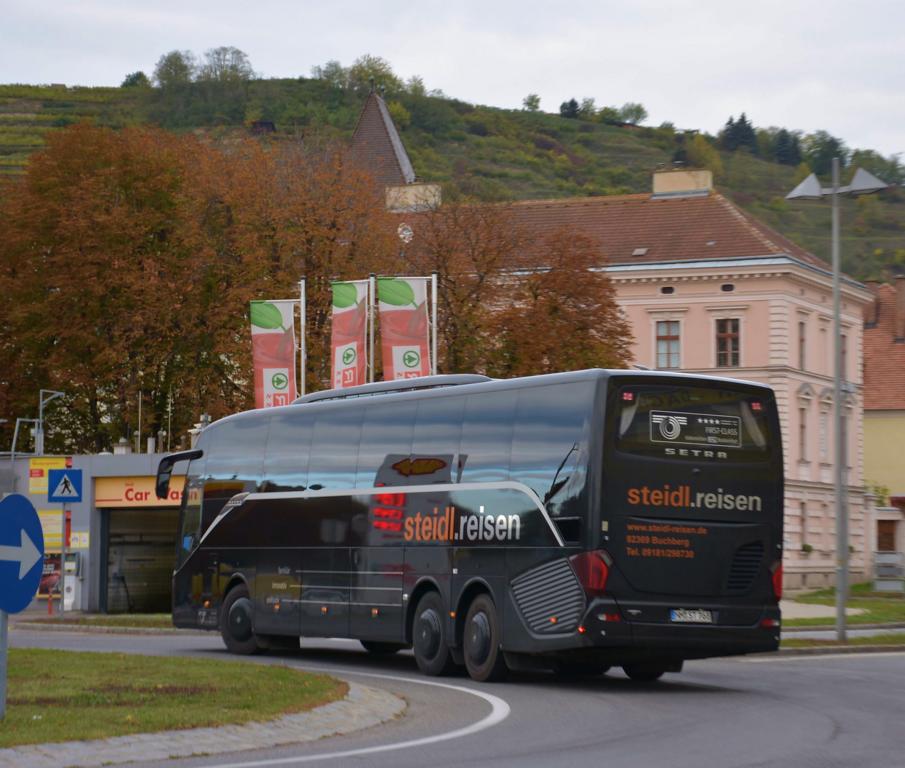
<box><xmin>299</xmin><ymin>278</ymin><xmax>306</xmax><ymax>397</ymax></box>
<box><xmin>431</xmin><ymin>271</ymin><xmax>438</xmax><ymax>375</ymax></box>
<box><xmin>368</xmin><ymin>274</ymin><xmax>376</xmax><ymax>384</ymax></box>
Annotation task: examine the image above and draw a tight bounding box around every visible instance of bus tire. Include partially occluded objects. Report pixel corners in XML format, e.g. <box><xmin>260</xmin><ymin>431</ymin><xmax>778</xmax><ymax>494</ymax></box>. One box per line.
<box><xmin>463</xmin><ymin>594</ymin><xmax>508</xmax><ymax>682</ymax></box>
<box><xmin>412</xmin><ymin>592</ymin><xmax>455</xmax><ymax>676</ymax></box>
<box><xmin>360</xmin><ymin>640</ymin><xmax>407</xmax><ymax>655</ymax></box>
<box><xmin>622</xmin><ymin>662</ymin><xmax>666</xmax><ymax>682</ymax></box>
<box><xmin>220</xmin><ymin>584</ymin><xmax>262</xmax><ymax>655</ymax></box>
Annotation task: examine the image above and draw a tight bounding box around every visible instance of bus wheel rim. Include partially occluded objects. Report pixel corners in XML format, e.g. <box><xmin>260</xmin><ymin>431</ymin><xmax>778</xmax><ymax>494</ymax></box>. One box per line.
<box><xmin>417</xmin><ymin>609</ymin><xmax>441</xmax><ymax>659</ymax></box>
<box><xmin>468</xmin><ymin>611</ymin><xmax>491</xmax><ymax>666</ymax></box>
<box><xmin>228</xmin><ymin>598</ymin><xmax>253</xmax><ymax>642</ymax></box>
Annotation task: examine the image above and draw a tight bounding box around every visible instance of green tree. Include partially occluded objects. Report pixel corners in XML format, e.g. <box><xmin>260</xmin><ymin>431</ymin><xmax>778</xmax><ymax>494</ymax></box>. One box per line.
<box><xmin>685</xmin><ymin>134</ymin><xmax>723</xmax><ymax>177</ymax></box>
<box><xmin>802</xmin><ymin>130</ymin><xmax>849</xmax><ymax>176</ymax></box>
<box><xmin>153</xmin><ymin>50</ymin><xmax>195</xmax><ymax>88</ymax></box>
<box><xmin>121</xmin><ymin>71</ymin><xmax>150</xmax><ymax>88</ymax></box>
<box><xmin>774</xmin><ymin>129</ymin><xmax>802</xmax><ymax>166</ymax></box>
<box><xmin>347</xmin><ymin>54</ymin><xmax>402</xmax><ymax>94</ymax></box>
<box><xmin>618</xmin><ymin>102</ymin><xmax>647</xmax><ymax>125</ymax></box>
<box><xmin>522</xmin><ymin>93</ymin><xmax>541</xmax><ymax>112</ymax></box>
<box><xmin>578</xmin><ymin>97</ymin><xmax>597</xmax><ymax>119</ymax></box>
<box><xmin>559</xmin><ymin>98</ymin><xmax>579</xmax><ymax>119</ymax></box>
<box><xmin>311</xmin><ymin>59</ymin><xmax>347</xmax><ymax>89</ymax></box>
<box><xmin>197</xmin><ymin>46</ymin><xmax>256</xmax><ymax>83</ymax></box>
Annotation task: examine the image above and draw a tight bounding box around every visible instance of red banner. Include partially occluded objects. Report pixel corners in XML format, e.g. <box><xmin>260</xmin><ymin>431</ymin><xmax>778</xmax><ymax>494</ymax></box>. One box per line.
<box><xmin>377</xmin><ymin>277</ymin><xmax>431</xmax><ymax>380</ymax></box>
<box><xmin>250</xmin><ymin>300</ymin><xmax>297</xmax><ymax>408</ymax></box>
<box><xmin>331</xmin><ymin>281</ymin><xmax>369</xmax><ymax>388</ymax></box>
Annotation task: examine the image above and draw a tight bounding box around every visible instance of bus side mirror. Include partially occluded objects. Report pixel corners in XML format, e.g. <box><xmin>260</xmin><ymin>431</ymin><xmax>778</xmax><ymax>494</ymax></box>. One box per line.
<box><xmin>156</xmin><ymin>449</ymin><xmax>203</xmax><ymax>499</ymax></box>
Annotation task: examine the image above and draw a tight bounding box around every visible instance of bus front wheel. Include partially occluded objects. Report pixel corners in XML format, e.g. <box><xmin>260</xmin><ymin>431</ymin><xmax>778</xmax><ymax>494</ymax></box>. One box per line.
<box><xmin>463</xmin><ymin>594</ymin><xmax>508</xmax><ymax>682</ymax></box>
<box><xmin>220</xmin><ymin>584</ymin><xmax>262</xmax><ymax>655</ymax></box>
<box><xmin>412</xmin><ymin>592</ymin><xmax>455</xmax><ymax>676</ymax></box>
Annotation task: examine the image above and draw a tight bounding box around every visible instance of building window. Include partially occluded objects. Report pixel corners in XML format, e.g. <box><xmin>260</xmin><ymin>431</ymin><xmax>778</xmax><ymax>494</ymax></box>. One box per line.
<box><xmin>656</xmin><ymin>320</ymin><xmax>680</xmax><ymax>369</ymax></box>
<box><xmin>799</xmin><ymin>406</ymin><xmax>808</xmax><ymax>461</ymax></box>
<box><xmin>716</xmin><ymin>318</ymin><xmax>740</xmax><ymax>367</ymax></box>
<box><xmin>819</xmin><ymin>410</ymin><xmax>829</xmax><ymax>462</ymax></box>
<box><xmin>798</xmin><ymin>320</ymin><xmax>807</xmax><ymax>370</ymax></box>
<box><xmin>800</xmin><ymin>502</ymin><xmax>808</xmax><ymax>548</ymax></box>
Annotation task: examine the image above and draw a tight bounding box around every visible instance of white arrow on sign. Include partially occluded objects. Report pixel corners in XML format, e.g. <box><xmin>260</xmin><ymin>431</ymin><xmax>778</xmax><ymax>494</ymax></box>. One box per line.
<box><xmin>0</xmin><ymin>529</ymin><xmax>42</xmax><ymax>580</ymax></box>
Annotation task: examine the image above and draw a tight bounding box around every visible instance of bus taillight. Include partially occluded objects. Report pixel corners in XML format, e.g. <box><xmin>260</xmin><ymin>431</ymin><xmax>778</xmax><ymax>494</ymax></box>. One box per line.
<box><xmin>570</xmin><ymin>550</ymin><xmax>612</xmax><ymax>596</ymax></box>
<box><xmin>770</xmin><ymin>561</ymin><xmax>783</xmax><ymax>601</ymax></box>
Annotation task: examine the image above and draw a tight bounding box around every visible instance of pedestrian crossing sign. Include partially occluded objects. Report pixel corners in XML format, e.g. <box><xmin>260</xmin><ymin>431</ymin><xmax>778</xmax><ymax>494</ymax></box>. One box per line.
<box><xmin>48</xmin><ymin>469</ymin><xmax>82</xmax><ymax>503</ymax></box>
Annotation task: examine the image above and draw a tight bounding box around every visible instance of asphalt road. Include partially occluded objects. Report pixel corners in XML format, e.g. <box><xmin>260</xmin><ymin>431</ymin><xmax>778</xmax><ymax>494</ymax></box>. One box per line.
<box><xmin>10</xmin><ymin>629</ymin><xmax>905</xmax><ymax>768</ymax></box>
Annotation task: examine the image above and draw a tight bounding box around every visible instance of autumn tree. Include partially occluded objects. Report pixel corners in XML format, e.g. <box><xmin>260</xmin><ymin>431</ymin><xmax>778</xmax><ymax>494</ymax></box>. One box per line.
<box><xmin>0</xmin><ymin>124</ymin><xmax>397</xmax><ymax>453</ymax></box>
<box><xmin>197</xmin><ymin>46</ymin><xmax>256</xmax><ymax>83</ymax></box>
<box><xmin>489</xmin><ymin>229</ymin><xmax>633</xmax><ymax>376</ymax></box>
<box><xmin>399</xmin><ymin>202</ymin><xmax>525</xmax><ymax>374</ymax></box>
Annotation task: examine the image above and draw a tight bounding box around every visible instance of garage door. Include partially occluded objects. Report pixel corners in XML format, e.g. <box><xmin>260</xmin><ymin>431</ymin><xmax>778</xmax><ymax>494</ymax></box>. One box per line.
<box><xmin>106</xmin><ymin>508</ymin><xmax>179</xmax><ymax>613</ymax></box>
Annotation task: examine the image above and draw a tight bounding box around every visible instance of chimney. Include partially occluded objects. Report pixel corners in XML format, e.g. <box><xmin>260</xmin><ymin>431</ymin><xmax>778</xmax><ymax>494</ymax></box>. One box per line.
<box><xmin>863</xmin><ymin>279</ymin><xmax>880</xmax><ymax>325</ymax></box>
<box><xmin>652</xmin><ymin>168</ymin><xmax>713</xmax><ymax>198</ymax></box>
<box><xmin>896</xmin><ymin>276</ymin><xmax>905</xmax><ymax>340</ymax></box>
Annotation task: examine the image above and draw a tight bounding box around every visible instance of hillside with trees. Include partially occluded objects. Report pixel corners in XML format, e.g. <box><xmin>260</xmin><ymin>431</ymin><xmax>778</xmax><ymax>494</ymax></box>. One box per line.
<box><xmin>2</xmin><ymin>52</ymin><xmax>902</xmax><ymax>280</ymax></box>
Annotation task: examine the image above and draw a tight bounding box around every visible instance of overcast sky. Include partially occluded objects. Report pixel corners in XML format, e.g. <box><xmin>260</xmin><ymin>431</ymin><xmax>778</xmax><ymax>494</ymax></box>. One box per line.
<box><xmin>2</xmin><ymin>0</ymin><xmax>903</xmax><ymax>158</ymax></box>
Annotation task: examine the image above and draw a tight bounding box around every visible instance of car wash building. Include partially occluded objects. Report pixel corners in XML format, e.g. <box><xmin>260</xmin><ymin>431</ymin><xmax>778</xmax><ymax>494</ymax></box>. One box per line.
<box><xmin>0</xmin><ymin>450</ymin><xmax>184</xmax><ymax>613</ymax></box>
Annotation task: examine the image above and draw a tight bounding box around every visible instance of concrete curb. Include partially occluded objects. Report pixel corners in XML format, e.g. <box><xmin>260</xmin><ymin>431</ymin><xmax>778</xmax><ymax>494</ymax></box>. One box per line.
<box><xmin>0</xmin><ymin>681</ymin><xmax>406</xmax><ymax>768</ymax></box>
<box><xmin>13</xmin><ymin>622</ymin><xmax>210</xmax><ymax>636</ymax></box>
<box><xmin>782</xmin><ymin>622</ymin><xmax>905</xmax><ymax>633</ymax></box>
<box><xmin>769</xmin><ymin>644</ymin><xmax>905</xmax><ymax>657</ymax></box>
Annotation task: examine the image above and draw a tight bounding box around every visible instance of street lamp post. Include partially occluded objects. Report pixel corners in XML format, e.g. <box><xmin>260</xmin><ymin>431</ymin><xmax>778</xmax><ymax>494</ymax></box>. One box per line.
<box><xmin>787</xmin><ymin>161</ymin><xmax>888</xmax><ymax>643</ymax></box>
<box><xmin>36</xmin><ymin>390</ymin><xmax>65</xmax><ymax>456</ymax></box>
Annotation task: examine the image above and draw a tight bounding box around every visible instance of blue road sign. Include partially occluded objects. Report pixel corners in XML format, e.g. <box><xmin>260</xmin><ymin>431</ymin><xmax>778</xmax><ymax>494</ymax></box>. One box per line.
<box><xmin>48</xmin><ymin>468</ymin><xmax>82</xmax><ymax>503</ymax></box>
<box><xmin>0</xmin><ymin>494</ymin><xmax>45</xmax><ymax>614</ymax></box>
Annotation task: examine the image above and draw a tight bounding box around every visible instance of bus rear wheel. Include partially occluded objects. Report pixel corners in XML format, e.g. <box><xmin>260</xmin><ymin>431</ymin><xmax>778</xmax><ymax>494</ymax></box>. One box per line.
<box><xmin>413</xmin><ymin>592</ymin><xmax>455</xmax><ymax>676</ymax></box>
<box><xmin>220</xmin><ymin>584</ymin><xmax>262</xmax><ymax>655</ymax></box>
<box><xmin>463</xmin><ymin>594</ymin><xmax>508</xmax><ymax>682</ymax></box>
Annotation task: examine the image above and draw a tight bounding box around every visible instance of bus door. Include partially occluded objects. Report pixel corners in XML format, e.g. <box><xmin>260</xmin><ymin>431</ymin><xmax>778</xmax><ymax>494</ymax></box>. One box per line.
<box><xmin>297</xmin><ymin>497</ymin><xmax>352</xmax><ymax>638</ymax></box>
<box><xmin>349</xmin><ymin>490</ymin><xmax>407</xmax><ymax>642</ymax></box>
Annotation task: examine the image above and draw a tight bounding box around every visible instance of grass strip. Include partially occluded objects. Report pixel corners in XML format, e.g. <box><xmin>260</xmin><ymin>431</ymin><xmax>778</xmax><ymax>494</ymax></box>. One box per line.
<box><xmin>0</xmin><ymin>648</ymin><xmax>346</xmax><ymax>748</ymax></box>
<box><xmin>781</xmin><ymin>633</ymin><xmax>905</xmax><ymax>649</ymax></box>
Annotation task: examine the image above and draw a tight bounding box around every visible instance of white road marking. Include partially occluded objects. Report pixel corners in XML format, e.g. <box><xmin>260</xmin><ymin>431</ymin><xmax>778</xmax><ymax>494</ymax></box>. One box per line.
<box><xmin>204</xmin><ymin>668</ymin><xmax>511</xmax><ymax>767</ymax></box>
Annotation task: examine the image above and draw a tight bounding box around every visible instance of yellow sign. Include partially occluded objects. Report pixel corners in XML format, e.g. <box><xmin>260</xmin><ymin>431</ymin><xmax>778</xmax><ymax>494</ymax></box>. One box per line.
<box><xmin>38</xmin><ymin>509</ymin><xmax>63</xmax><ymax>552</ymax></box>
<box><xmin>29</xmin><ymin>457</ymin><xmax>68</xmax><ymax>494</ymax></box>
<box><xmin>95</xmin><ymin>476</ymin><xmax>185</xmax><ymax>508</ymax></box>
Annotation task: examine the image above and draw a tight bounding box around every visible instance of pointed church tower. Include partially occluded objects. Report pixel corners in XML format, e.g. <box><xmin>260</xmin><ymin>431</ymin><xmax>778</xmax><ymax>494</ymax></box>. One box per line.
<box><xmin>350</xmin><ymin>88</ymin><xmax>441</xmax><ymax>212</ymax></box>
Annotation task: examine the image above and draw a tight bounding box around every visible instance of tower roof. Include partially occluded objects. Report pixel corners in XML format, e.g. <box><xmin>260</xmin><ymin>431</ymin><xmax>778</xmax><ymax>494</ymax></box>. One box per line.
<box><xmin>350</xmin><ymin>90</ymin><xmax>416</xmax><ymax>187</ymax></box>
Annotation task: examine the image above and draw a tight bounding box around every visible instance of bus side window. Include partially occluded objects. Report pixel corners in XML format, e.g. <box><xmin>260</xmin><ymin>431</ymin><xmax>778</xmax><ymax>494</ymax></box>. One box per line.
<box><xmin>263</xmin><ymin>410</ymin><xmax>313</xmax><ymax>492</ymax></box>
<box><xmin>412</xmin><ymin>395</ymin><xmax>465</xmax><ymax>486</ymax></box>
<box><xmin>355</xmin><ymin>401</ymin><xmax>415</xmax><ymax>488</ymax></box>
<box><xmin>202</xmin><ymin>417</ymin><xmax>267</xmax><ymax>532</ymax></box>
<box><xmin>459</xmin><ymin>390</ymin><xmax>517</xmax><ymax>484</ymax></box>
<box><xmin>308</xmin><ymin>405</ymin><xmax>363</xmax><ymax>490</ymax></box>
<box><xmin>511</xmin><ymin>383</ymin><xmax>592</xmax><ymax>537</ymax></box>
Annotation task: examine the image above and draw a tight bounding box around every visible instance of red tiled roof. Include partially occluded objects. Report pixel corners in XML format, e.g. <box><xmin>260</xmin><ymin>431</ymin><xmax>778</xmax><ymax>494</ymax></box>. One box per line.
<box><xmin>350</xmin><ymin>91</ymin><xmax>416</xmax><ymax>188</ymax></box>
<box><xmin>502</xmin><ymin>191</ymin><xmax>828</xmax><ymax>270</ymax></box>
<box><xmin>863</xmin><ymin>282</ymin><xmax>905</xmax><ymax>410</ymax></box>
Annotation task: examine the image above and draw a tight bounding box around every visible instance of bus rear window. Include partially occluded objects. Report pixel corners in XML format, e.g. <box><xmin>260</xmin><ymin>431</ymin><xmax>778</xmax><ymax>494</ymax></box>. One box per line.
<box><xmin>615</xmin><ymin>385</ymin><xmax>772</xmax><ymax>461</ymax></box>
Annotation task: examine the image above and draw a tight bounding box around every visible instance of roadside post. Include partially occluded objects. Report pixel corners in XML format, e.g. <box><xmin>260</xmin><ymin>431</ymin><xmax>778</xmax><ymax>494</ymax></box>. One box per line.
<box><xmin>0</xmin><ymin>494</ymin><xmax>45</xmax><ymax>719</ymax></box>
<box><xmin>48</xmin><ymin>468</ymin><xmax>82</xmax><ymax>618</ymax></box>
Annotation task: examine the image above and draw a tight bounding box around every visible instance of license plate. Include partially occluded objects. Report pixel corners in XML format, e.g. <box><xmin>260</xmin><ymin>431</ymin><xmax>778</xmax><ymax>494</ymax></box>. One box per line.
<box><xmin>670</xmin><ymin>608</ymin><xmax>713</xmax><ymax>624</ymax></box>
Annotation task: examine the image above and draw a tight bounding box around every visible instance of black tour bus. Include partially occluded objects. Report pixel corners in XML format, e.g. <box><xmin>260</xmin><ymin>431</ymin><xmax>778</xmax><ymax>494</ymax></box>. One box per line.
<box><xmin>157</xmin><ymin>369</ymin><xmax>783</xmax><ymax>682</ymax></box>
